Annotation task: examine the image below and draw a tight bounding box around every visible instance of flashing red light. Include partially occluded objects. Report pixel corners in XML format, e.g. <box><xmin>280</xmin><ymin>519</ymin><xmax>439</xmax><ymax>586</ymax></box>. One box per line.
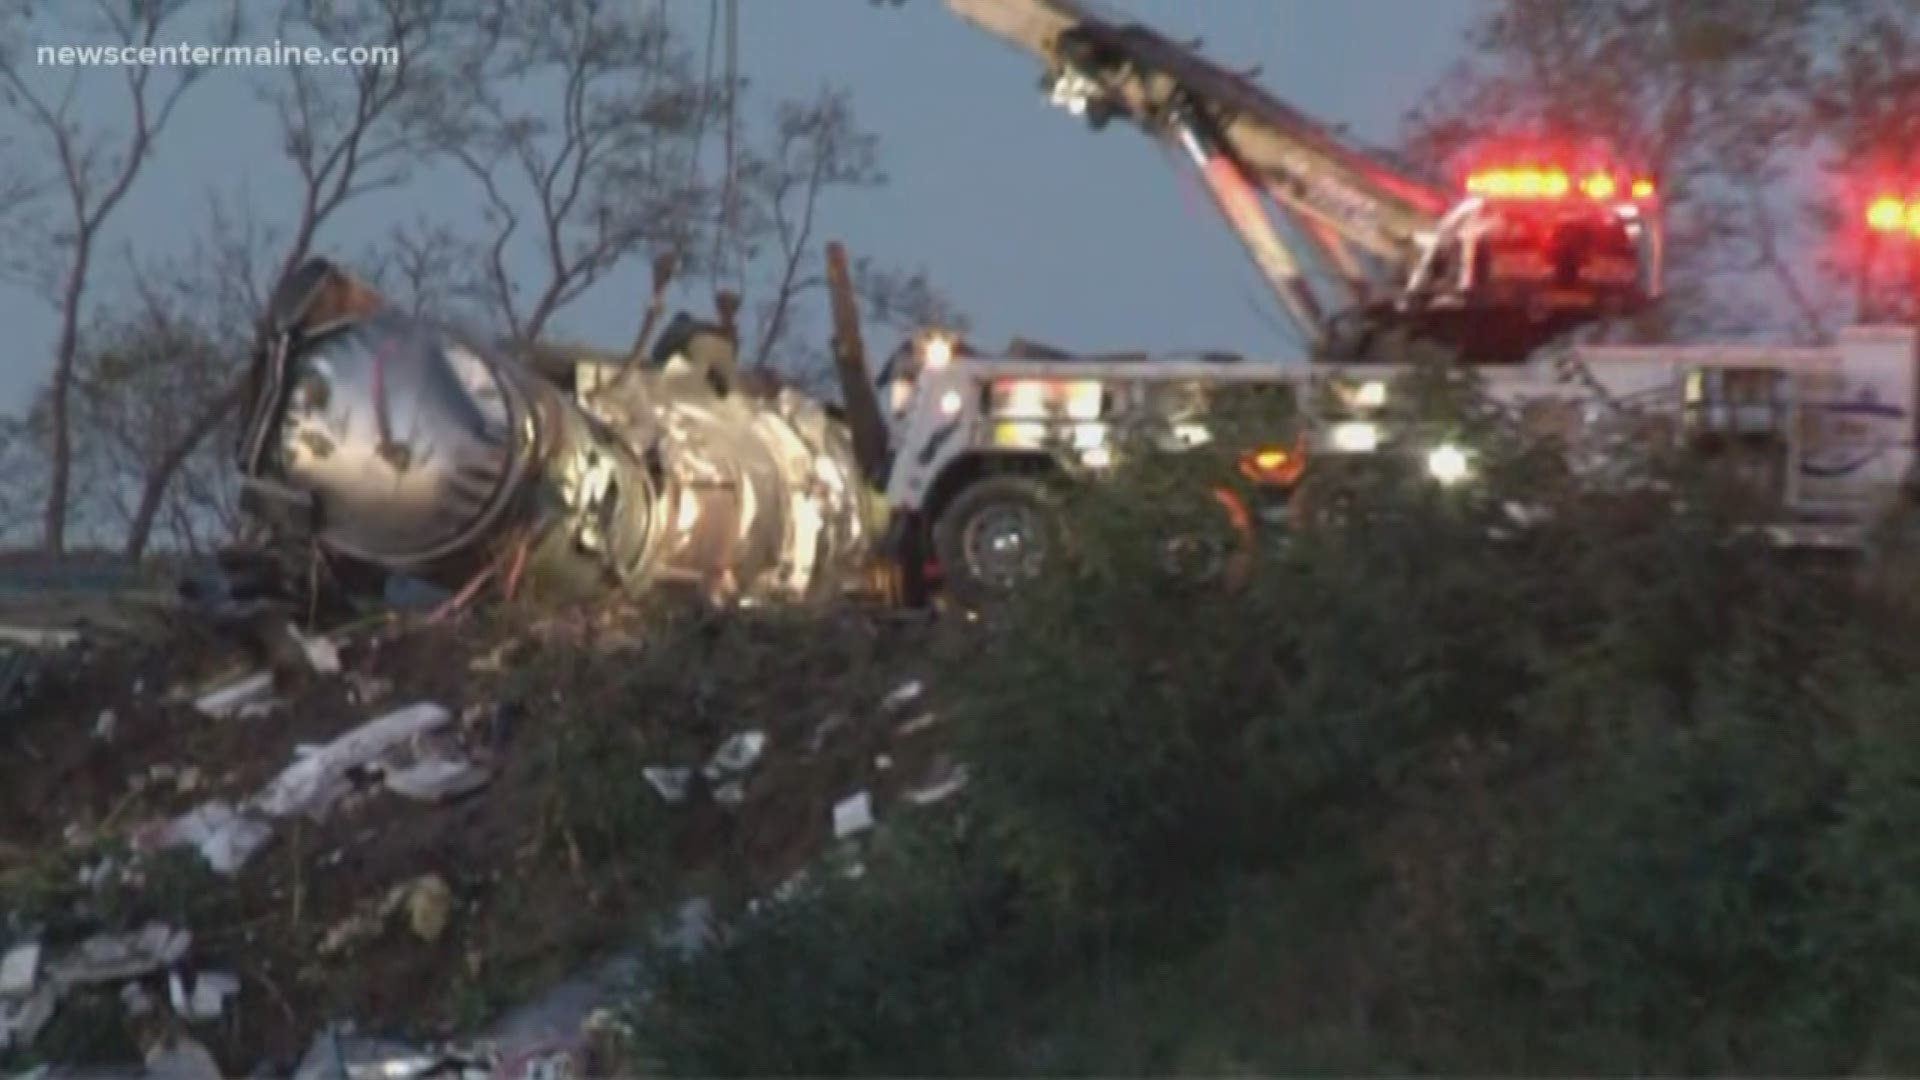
<box><xmin>1580</xmin><ymin>172</ymin><xmax>1618</xmax><ymax>200</ymax></box>
<box><xmin>1630</xmin><ymin>178</ymin><xmax>1656</xmax><ymax>200</ymax></box>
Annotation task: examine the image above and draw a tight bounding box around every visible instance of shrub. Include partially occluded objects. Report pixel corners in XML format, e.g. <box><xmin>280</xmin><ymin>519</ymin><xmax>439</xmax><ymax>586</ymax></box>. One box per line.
<box><xmin>627</xmin><ymin>368</ymin><xmax>1920</xmax><ymax>1074</ymax></box>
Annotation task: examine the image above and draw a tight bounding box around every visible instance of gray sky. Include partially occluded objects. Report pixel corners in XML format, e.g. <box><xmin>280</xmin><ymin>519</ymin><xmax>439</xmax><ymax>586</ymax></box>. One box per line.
<box><xmin>0</xmin><ymin>0</ymin><xmax>1485</xmax><ymax>412</ymax></box>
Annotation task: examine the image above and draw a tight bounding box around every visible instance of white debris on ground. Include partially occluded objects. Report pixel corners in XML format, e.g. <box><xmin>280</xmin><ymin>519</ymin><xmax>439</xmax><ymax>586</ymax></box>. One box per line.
<box><xmin>832</xmin><ymin>791</ymin><xmax>875</xmax><ymax>839</ymax></box>
<box><xmin>0</xmin><ymin>983</ymin><xmax>58</xmax><ymax>1053</ymax></box>
<box><xmin>384</xmin><ymin>757</ymin><xmax>492</xmax><ymax>804</ymax></box>
<box><xmin>191</xmin><ymin>671</ymin><xmax>275</xmax><ymax>720</ymax></box>
<box><xmin>143</xmin><ymin>1033</ymin><xmax>224</xmax><ymax>1079</ymax></box>
<box><xmin>704</xmin><ymin>730</ymin><xmax>767</xmax><ymax>779</ymax></box>
<box><xmin>0</xmin><ymin>612</ymin><xmax>972</xmax><ymax>1073</ymax></box>
<box><xmin>48</xmin><ymin>924</ymin><xmax>192</xmax><ymax>987</ymax></box>
<box><xmin>896</xmin><ymin>711</ymin><xmax>939</xmax><ymax>736</ymax></box>
<box><xmin>0</xmin><ymin>942</ymin><xmax>39</xmax><ymax>998</ymax></box>
<box><xmin>290</xmin><ymin>627</ymin><xmax>343</xmax><ymax>674</ymax></box>
<box><xmin>880</xmin><ymin>679</ymin><xmax>924</xmax><ymax>713</ymax></box>
<box><xmin>168</xmin><ymin>969</ymin><xmax>240</xmax><ymax>1023</ymax></box>
<box><xmin>251</xmin><ymin>701</ymin><xmax>453</xmax><ymax>820</ymax></box>
<box><xmin>319</xmin><ymin>874</ymin><xmax>457</xmax><ymax>959</ymax></box>
<box><xmin>0</xmin><ymin>923</ymin><xmax>200</xmax><ymax>1055</ymax></box>
<box><xmin>141</xmin><ymin>800</ymin><xmax>274</xmax><ymax>877</ymax></box>
<box><xmin>642</xmin><ymin>767</ymin><xmax>692</xmax><ymax>804</ymax></box>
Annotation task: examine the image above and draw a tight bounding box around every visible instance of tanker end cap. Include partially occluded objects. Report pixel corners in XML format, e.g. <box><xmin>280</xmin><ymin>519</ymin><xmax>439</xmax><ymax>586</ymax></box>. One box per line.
<box><xmin>248</xmin><ymin>307</ymin><xmax>534</xmax><ymax>571</ymax></box>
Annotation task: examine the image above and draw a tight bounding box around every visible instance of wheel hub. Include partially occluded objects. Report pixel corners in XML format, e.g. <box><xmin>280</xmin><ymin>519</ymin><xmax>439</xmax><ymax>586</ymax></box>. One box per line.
<box><xmin>961</xmin><ymin>503</ymin><xmax>1049</xmax><ymax>590</ymax></box>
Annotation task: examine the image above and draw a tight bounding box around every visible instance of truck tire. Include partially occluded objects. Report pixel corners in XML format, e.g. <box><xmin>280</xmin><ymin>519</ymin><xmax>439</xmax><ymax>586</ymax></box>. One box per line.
<box><xmin>932</xmin><ymin>476</ymin><xmax>1063</xmax><ymax>608</ymax></box>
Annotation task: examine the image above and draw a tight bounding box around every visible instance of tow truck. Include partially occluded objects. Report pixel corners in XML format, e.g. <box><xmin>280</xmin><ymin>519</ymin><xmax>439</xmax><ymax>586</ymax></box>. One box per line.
<box><xmin>858</xmin><ymin>0</ymin><xmax>1920</xmax><ymax>605</ymax></box>
<box><xmin>862</xmin><ymin>0</ymin><xmax>1671</xmax><ymax>603</ymax></box>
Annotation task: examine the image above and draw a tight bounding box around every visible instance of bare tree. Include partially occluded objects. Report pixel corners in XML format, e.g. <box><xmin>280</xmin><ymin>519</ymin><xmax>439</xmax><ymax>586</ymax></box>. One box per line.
<box><xmin>736</xmin><ymin>87</ymin><xmax>884</xmax><ymax>371</ymax></box>
<box><xmin>0</xmin><ymin>0</ymin><xmax>239</xmax><ymax>552</ymax></box>
<box><xmin>1799</xmin><ymin>0</ymin><xmax>1920</xmax><ymax>324</ymax></box>
<box><xmin>359</xmin><ymin>218</ymin><xmax>475</xmax><ymax>318</ymax></box>
<box><xmin>441</xmin><ymin>0</ymin><xmax>709</xmax><ymax>345</ymax></box>
<box><xmin>66</xmin><ymin>279</ymin><xmax>237</xmax><ymax>554</ymax></box>
<box><xmin>699</xmin><ymin>85</ymin><xmax>968</xmax><ymax>393</ymax></box>
<box><xmin>105</xmin><ymin>0</ymin><xmax>476</xmax><ymax>559</ymax></box>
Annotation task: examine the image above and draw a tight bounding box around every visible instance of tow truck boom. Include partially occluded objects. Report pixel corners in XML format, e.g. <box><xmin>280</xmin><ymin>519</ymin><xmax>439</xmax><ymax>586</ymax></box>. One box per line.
<box><xmin>945</xmin><ymin>0</ymin><xmax>1665</xmax><ymax>364</ymax></box>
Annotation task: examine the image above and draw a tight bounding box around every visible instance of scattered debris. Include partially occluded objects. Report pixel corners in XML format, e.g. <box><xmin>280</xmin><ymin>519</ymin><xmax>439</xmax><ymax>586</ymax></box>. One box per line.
<box><xmin>169</xmin><ymin>969</ymin><xmax>239</xmax><ymax>1022</ymax></box>
<box><xmin>147</xmin><ymin>801</ymin><xmax>274</xmax><ymax>876</ymax></box>
<box><xmin>0</xmin><ymin>626</ymin><xmax>82</xmax><ymax>649</ymax></box>
<box><xmin>144</xmin><ymin>1032</ymin><xmax>224</xmax><ymax>1079</ymax></box>
<box><xmin>904</xmin><ymin>765</ymin><xmax>970</xmax><ymax>807</ymax></box>
<box><xmin>193</xmin><ymin>671</ymin><xmax>276</xmax><ymax>719</ymax></box>
<box><xmin>0</xmin><ymin>566</ymin><xmax>943</xmax><ymax>1072</ymax></box>
<box><xmin>0</xmin><ymin>984</ymin><xmax>58</xmax><ymax>1052</ymax></box>
<box><xmin>48</xmin><ymin>923</ymin><xmax>191</xmax><ymax>987</ymax></box>
<box><xmin>642</xmin><ymin>767</ymin><xmax>691</xmax><ymax>804</ymax></box>
<box><xmin>318</xmin><ymin>909</ymin><xmax>385</xmax><ymax>960</ymax></box>
<box><xmin>291</xmin><ymin>626</ymin><xmax>343</xmax><ymax>674</ymax></box>
<box><xmin>122</xmin><ymin>980</ymin><xmax>155</xmax><ymax>1018</ymax></box>
<box><xmin>77</xmin><ymin>856</ymin><xmax>121</xmax><ymax>891</ymax></box>
<box><xmin>320</xmin><ymin>875</ymin><xmax>455</xmax><ymax>957</ymax></box>
<box><xmin>880</xmin><ymin>680</ymin><xmax>924</xmax><ymax>713</ymax></box>
<box><xmin>0</xmin><ymin>940</ymin><xmax>40</xmax><ymax>997</ymax></box>
<box><xmin>384</xmin><ymin>757</ymin><xmax>492</xmax><ymax>804</ymax></box>
<box><xmin>406</xmin><ymin>875</ymin><xmax>454</xmax><ymax>943</ymax></box>
<box><xmin>703</xmin><ymin>730</ymin><xmax>767</xmax><ymax>779</ymax></box>
<box><xmin>291</xmin><ymin>1025</ymin><xmax>436</xmax><ymax>1080</ymax></box>
<box><xmin>347</xmin><ymin>673</ymin><xmax>393</xmax><ymax>707</ymax></box>
<box><xmin>235</xmin><ymin>697</ymin><xmax>284</xmax><ymax>720</ymax></box>
<box><xmin>832</xmin><ymin>791</ymin><xmax>874</xmax><ymax>839</ymax></box>
<box><xmin>807</xmin><ymin>712</ymin><xmax>849</xmax><ymax>753</ymax></box>
<box><xmin>252</xmin><ymin>701</ymin><xmax>453</xmax><ymax>820</ymax></box>
<box><xmin>895</xmin><ymin>711</ymin><xmax>940</xmax><ymax>736</ymax></box>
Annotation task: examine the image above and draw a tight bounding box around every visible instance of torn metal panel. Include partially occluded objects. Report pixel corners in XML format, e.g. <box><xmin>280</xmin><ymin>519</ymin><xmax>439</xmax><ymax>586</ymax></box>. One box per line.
<box><xmin>251</xmin><ymin>701</ymin><xmax>453</xmax><ymax>820</ymax></box>
<box><xmin>47</xmin><ymin>924</ymin><xmax>191</xmax><ymax>987</ymax></box>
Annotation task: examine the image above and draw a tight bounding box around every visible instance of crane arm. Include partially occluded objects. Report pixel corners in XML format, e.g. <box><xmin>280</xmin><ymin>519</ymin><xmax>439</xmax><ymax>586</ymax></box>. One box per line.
<box><xmin>947</xmin><ymin>0</ymin><xmax>1448</xmax><ymax>259</ymax></box>
<box><xmin>943</xmin><ymin>0</ymin><xmax>1665</xmax><ymax>364</ymax></box>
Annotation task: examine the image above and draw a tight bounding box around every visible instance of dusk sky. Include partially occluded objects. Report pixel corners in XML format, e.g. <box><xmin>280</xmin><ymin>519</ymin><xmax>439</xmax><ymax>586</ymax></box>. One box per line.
<box><xmin>0</xmin><ymin>0</ymin><xmax>1486</xmax><ymax>411</ymax></box>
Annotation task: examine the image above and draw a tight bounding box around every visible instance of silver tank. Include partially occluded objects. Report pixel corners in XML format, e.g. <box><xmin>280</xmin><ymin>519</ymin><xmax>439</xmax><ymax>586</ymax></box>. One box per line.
<box><xmin>240</xmin><ymin>278</ymin><xmax>874</xmax><ymax>607</ymax></box>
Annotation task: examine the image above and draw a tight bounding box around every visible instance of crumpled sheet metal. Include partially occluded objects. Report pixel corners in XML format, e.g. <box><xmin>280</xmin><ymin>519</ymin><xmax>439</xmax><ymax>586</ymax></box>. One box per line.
<box><xmin>252</xmin><ymin>701</ymin><xmax>453</xmax><ymax>820</ymax></box>
<box><xmin>236</xmin><ymin>265</ymin><xmax>876</xmax><ymax>613</ymax></box>
<box><xmin>47</xmin><ymin>924</ymin><xmax>191</xmax><ymax>988</ymax></box>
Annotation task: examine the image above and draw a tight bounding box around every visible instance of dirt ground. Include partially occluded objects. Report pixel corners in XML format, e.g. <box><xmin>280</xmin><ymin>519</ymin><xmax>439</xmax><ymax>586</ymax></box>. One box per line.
<box><xmin>0</xmin><ymin>602</ymin><xmax>954</xmax><ymax>1074</ymax></box>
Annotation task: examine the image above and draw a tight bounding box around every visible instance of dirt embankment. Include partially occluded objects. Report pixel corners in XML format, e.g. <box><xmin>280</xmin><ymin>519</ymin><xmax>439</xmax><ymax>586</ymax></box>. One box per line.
<box><xmin>1</xmin><ymin>603</ymin><xmax>956</xmax><ymax>1075</ymax></box>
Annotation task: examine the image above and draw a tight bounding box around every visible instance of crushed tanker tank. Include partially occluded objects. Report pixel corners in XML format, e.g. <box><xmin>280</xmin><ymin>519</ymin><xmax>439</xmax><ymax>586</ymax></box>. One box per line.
<box><xmin>232</xmin><ymin>258</ymin><xmax>879</xmax><ymax>607</ymax></box>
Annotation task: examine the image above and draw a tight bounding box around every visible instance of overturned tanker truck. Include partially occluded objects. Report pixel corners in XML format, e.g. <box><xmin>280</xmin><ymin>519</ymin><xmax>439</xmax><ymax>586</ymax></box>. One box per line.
<box><xmin>231</xmin><ymin>258</ymin><xmax>883</xmax><ymax>610</ymax></box>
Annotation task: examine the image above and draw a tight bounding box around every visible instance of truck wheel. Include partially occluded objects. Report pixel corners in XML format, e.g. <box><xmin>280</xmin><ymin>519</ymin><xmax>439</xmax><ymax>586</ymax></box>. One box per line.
<box><xmin>933</xmin><ymin>476</ymin><xmax>1062</xmax><ymax>607</ymax></box>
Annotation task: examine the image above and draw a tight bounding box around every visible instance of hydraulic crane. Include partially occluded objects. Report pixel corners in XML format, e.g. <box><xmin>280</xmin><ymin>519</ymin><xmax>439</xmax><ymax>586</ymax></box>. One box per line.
<box><xmin>945</xmin><ymin>0</ymin><xmax>1666</xmax><ymax>365</ymax></box>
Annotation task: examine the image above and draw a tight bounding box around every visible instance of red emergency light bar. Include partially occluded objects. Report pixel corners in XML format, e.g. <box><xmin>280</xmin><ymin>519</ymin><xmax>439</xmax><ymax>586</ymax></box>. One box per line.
<box><xmin>1466</xmin><ymin>167</ymin><xmax>1655</xmax><ymax>203</ymax></box>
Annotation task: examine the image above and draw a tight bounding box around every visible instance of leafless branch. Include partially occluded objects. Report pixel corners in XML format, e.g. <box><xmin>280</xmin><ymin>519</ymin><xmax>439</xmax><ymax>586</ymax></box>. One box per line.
<box><xmin>0</xmin><ymin>0</ymin><xmax>238</xmax><ymax>552</ymax></box>
<box><xmin>442</xmin><ymin>0</ymin><xmax>706</xmax><ymax>345</ymax></box>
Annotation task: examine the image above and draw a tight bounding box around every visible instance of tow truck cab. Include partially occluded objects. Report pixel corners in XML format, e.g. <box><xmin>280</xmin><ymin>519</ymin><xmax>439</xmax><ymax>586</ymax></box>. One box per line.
<box><xmin>874</xmin><ymin>332</ymin><xmax>1327</xmax><ymax>604</ymax></box>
